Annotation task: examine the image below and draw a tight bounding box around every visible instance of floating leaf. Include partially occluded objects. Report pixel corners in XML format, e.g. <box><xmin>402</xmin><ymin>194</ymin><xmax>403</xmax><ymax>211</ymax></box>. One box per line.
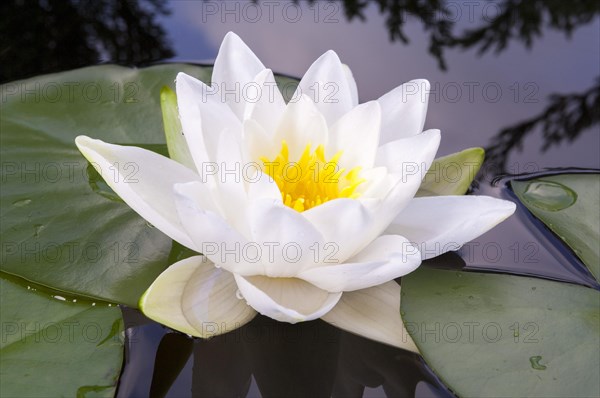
<box><xmin>512</xmin><ymin>173</ymin><xmax>600</xmax><ymax>281</ymax></box>
<box><xmin>0</xmin><ymin>275</ymin><xmax>124</xmax><ymax>397</ymax></box>
<box><xmin>400</xmin><ymin>267</ymin><xmax>600</xmax><ymax>397</ymax></box>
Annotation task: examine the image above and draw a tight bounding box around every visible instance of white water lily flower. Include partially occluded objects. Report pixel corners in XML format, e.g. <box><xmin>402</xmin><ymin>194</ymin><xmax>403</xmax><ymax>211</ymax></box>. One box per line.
<box><xmin>75</xmin><ymin>32</ymin><xmax>515</xmax><ymax>348</ymax></box>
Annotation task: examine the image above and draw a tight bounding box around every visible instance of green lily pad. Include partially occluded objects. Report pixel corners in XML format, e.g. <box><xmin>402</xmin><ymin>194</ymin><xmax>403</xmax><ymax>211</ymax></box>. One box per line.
<box><xmin>400</xmin><ymin>267</ymin><xmax>600</xmax><ymax>397</ymax></box>
<box><xmin>512</xmin><ymin>173</ymin><xmax>600</xmax><ymax>282</ymax></box>
<box><xmin>0</xmin><ymin>274</ymin><xmax>124</xmax><ymax>397</ymax></box>
<box><xmin>417</xmin><ymin>147</ymin><xmax>484</xmax><ymax>196</ymax></box>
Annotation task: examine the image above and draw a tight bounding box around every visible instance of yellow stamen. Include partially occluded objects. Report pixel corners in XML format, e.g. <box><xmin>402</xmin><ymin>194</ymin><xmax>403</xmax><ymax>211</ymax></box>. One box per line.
<box><xmin>261</xmin><ymin>140</ymin><xmax>365</xmax><ymax>212</ymax></box>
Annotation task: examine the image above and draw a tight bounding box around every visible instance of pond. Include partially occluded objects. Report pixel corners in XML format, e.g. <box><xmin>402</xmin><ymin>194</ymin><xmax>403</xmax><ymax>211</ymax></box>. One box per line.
<box><xmin>1</xmin><ymin>1</ymin><xmax>599</xmax><ymax>397</ymax></box>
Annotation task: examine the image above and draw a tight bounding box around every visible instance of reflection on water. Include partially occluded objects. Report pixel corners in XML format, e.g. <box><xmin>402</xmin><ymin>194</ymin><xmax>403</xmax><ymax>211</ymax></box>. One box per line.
<box><xmin>117</xmin><ymin>308</ymin><xmax>453</xmax><ymax>398</ymax></box>
<box><xmin>303</xmin><ymin>0</ymin><xmax>453</xmax><ymax>70</ymax></box>
<box><xmin>486</xmin><ymin>79</ymin><xmax>600</xmax><ymax>172</ymax></box>
<box><xmin>332</xmin><ymin>332</ymin><xmax>451</xmax><ymax>398</ymax></box>
<box><xmin>300</xmin><ymin>0</ymin><xmax>600</xmax><ymax>71</ymax></box>
<box><xmin>445</xmin><ymin>0</ymin><xmax>600</xmax><ymax>56</ymax></box>
<box><xmin>443</xmin><ymin>0</ymin><xmax>599</xmax><ymax>169</ymax></box>
<box><xmin>0</xmin><ymin>0</ymin><xmax>173</xmax><ymax>83</ymax></box>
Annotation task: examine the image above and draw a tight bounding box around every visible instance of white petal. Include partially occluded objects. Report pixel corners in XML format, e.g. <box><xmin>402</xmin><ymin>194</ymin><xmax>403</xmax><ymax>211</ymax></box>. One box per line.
<box><xmin>274</xmin><ymin>94</ymin><xmax>328</xmax><ymax>160</ymax></box>
<box><xmin>75</xmin><ymin>136</ymin><xmax>197</xmax><ymax>250</ymax></box>
<box><xmin>298</xmin><ymin>235</ymin><xmax>421</xmax><ymax>292</ymax></box>
<box><xmin>212</xmin><ymin>32</ymin><xmax>266</xmax><ymax>120</ymax></box>
<box><xmin>359</xmin><ymin>166</ymin><xmax>394</xmax><ymax>198</ymax></box>
<box><xmin>246</xmin><ymin>169</ymin><xmax>282</xmax><ymax>202</ymax></box>
<box><xmin>243</xmin><ymin>69</ymin><xmax>286</xmax><ymax>137</ymax></box>
<box><xmin>386</xmin><ymin>195</ymin><xmax>517</xmax><ymax>260</ymax></box>
<box><xmin>352</xmin><ymin>130</ymin><xmax>441</xmax><ymax>248</ymax></box>
<box><xmin>176</xmin><ymin>72</ymin><xmax>241</xmax><ymax>173</ymax></box>
<box><xmin>302</xmin><ymin>198</ymin><xmax>375</xmax><ymax>263</ymax></box>
<box><xmin>139</xmin><ymin>255</ymin><xmax>256</xmax><ymax>338</ymax></box>
<box><xmin>342</xmin><ymin>64</ymin><xmax>359</xmax><ymax>107</ymax></box>
<box><xmin>321</xmin><ymin>281</ymin><xmax>418</xmax><ymax>352</ymax></box>
<box><xmin>242</xmin><ymin>119</ymin><xmax>278</xmax><ymax>162</ymax></box>
<box><xmin>378</xmin><ymin>79</ymin><xmax>430</xmax><ymax>144</ymax></box>
<box><xmin>295</xmin><ymin>50</ymin><xmax>354</xmax><ymax>126</ymax></box>
<box><xmin>212</xmin><ymin>128</ymin><xmax>250</xmax><ymax>233</ymax></box>
<box><xmin>234</xmin><ymin>275</ymin><xmax>342</xmax><ymax>323</ymax></box>
<box><xmin>375</xmin><ymin>129</ymin><xmax>441</xmax><ymax>174</ymax></box>
<box><xmin>246</xmin><ymin>199</ymin><xmax>325</xmax><ymax>277</ymax></box>
<box><xmin>327</xmin><ymin>101</ymin><xmax>381</xmax><ymax>170</ymax></box>
<box><xmin>174</xmin><ymin>182</ymin><xmax>265</xmax><ymax>276</ymax></box>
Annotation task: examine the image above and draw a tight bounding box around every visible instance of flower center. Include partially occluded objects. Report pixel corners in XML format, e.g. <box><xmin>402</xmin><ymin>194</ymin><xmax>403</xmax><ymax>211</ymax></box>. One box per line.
<box><xmin>260</xmin><ymin>141</ymin><xmax>365</xmax><ymax>212</ymax></box>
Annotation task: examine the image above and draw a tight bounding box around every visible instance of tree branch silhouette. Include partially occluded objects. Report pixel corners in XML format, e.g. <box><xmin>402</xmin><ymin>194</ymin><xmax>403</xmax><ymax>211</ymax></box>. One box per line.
<box><xmin>0</xmin><ymin>0</ymin><xmax>173</xmax><ymax>83</ymax></box>
<box><xmin>486</xmin><ymin>79</ymin><xmax>600</xmax><ymax>171</ymax></box>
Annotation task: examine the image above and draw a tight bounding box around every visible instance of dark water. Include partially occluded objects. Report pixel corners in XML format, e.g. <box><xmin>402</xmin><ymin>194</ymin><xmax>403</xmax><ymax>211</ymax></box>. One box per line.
<box><xmin>117</xmin><ymin>309</ymin><xmax>454</xmax><ymax>398</ymax></box>
<box><xmin>2</xmin><ymin>1</ymin><xmax>599</xmax><ymax>397</ymax></box>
